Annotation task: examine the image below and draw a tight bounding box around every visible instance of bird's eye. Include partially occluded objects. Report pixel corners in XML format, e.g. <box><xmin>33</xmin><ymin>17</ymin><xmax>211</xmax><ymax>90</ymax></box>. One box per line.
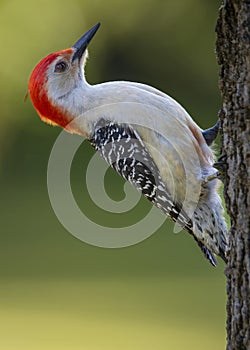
<box><xmin>54</xmin><ymin>61</ymin><xmax>68</xmax><ymax>73</ymax></box>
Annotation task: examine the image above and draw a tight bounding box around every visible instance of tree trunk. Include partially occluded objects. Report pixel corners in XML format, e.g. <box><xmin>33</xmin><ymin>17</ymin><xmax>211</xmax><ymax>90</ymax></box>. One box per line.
<box><xmin>215</xmin><ymin>1</ymin><xmax>250</xmax><ymax>349</ymax></box>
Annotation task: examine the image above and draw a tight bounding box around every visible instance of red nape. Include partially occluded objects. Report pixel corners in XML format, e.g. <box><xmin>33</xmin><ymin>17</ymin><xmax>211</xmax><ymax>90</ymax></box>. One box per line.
<box><xmin>28</xmin><ymin>49</ymin><xmax>73</xmax><ymax>128</ymax></box>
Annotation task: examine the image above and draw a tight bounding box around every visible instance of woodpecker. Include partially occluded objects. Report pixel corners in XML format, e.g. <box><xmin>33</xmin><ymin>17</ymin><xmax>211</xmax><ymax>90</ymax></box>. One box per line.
<box><xmin>28</xmin><ymin>23</ymin><xmax>228</xmax><ymax>266</ymax></box>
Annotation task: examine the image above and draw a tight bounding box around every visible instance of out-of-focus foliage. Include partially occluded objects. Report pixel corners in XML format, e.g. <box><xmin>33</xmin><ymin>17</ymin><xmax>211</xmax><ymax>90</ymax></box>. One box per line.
<box><xmin>0</xmin><ymin>1</ymin><xmax>226</xmax><ymax>349</ymax></box>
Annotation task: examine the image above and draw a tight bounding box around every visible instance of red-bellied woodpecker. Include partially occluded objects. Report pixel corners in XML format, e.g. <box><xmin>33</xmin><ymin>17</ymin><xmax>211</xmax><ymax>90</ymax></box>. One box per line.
<box><xmin>28</xmin><ymin>23</ymin><xmax>228</xmax><ymax>266</ymax></box>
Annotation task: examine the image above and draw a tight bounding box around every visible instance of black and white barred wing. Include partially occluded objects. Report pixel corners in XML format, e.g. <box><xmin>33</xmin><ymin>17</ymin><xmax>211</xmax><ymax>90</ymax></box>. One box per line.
<box><xmin>90</xmin><ymin>120</ymin><xmax>190</xmax><ymax>226</ymax></box>
<box><xmin>90</xmin><ymin>120</ymin><xmax>217</xmax><ymax>266</ymax></box>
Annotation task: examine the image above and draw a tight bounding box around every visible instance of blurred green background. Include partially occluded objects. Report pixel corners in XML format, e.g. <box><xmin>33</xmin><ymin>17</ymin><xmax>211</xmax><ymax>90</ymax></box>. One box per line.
<box><xmin>0</xmin><ymin>0</ymin><xmax>227</xmax><ymax>349</ymax></box>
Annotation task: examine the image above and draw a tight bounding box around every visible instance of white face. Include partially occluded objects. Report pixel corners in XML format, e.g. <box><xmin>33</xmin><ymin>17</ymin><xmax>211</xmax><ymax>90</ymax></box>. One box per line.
<box><xmin>46</xmin><ymin>50</ymin><xmax>88</xmax><ymax>102</ymax></box>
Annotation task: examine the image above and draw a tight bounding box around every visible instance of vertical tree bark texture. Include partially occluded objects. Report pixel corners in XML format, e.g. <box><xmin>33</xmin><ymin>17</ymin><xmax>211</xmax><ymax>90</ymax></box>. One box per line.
<box><xmin>216</xmin><ymin>1</ymin><xmax>250</xmax><ymax>349</ymax></box>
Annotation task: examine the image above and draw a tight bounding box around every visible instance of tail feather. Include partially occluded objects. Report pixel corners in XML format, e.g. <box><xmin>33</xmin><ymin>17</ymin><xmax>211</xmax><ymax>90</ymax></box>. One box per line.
<box><xmin>193</xmin><ymin>235</ymin><xmax>217</xmax><ymax>267</ymax></box>
<box><xmin>191</xmin><ymin>231</ymin><xmax>228</xmax><ymax>266</ymax></box>
<box><xmin>184</xmin><ymin>225</ymin><xmax>217</xmax><ymax>266</ymax></box>
<box><xmin>190</xmin><ymin>196</ymin><xmax>228</xmax><ymax>266</ymax></box>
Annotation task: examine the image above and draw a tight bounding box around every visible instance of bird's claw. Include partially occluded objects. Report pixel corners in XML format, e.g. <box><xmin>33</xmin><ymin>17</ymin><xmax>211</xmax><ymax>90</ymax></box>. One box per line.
<box><xmin>213</xmin><ymin>154</ymin><xmax>227</xmax><ymax>181</ymax></box>
<box><xmin>202</xmin><ymin>172</ymin><xmax>220</xmax><ymax>186</ymax></box>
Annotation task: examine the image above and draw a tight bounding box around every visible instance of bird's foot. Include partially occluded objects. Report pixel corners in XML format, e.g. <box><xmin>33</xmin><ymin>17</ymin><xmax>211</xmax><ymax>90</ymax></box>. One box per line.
<box><xmin>202</xmin><ymin>171</ymin><xmax>220</xmax><ymax>186</ymax></box>
<box><xmin>213</xmin><ymin>154</ymin><xmax>227</xmax><ymax>181</ymax></box>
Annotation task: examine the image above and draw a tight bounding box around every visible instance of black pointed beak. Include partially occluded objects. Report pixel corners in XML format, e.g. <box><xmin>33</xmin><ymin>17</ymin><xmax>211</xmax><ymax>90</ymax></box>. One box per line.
<box><xmin>72</xmin><ymin>23</ymin><xmax>100</xmax><ymax>62</ymax></box>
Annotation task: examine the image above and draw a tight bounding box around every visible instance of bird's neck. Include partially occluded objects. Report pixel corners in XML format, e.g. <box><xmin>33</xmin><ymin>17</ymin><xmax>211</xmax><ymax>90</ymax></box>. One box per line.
<box><xmin>47</xmin><ymin>80</ymin><xmax>94</xmax><ymax>137</ymax></box>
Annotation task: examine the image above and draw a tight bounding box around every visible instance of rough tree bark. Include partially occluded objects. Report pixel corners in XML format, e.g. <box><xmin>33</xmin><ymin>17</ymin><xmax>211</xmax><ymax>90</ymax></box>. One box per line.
<box><xmin>215</xmin><ymin>1</ymin><xmax>250</xmax><ymax>349</ymax></box>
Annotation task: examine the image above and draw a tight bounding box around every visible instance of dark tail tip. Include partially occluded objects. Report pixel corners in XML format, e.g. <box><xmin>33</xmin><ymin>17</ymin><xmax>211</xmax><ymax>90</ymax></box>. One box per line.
<box><xmin>191</xmin><ymin>234</ymin><xmax>217</xmax><ymax>267</ymax></box>
<box><xmin>200</xmin><ymin>244</ymin><xmax>217</xmax><ymax>267</ymax></box>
